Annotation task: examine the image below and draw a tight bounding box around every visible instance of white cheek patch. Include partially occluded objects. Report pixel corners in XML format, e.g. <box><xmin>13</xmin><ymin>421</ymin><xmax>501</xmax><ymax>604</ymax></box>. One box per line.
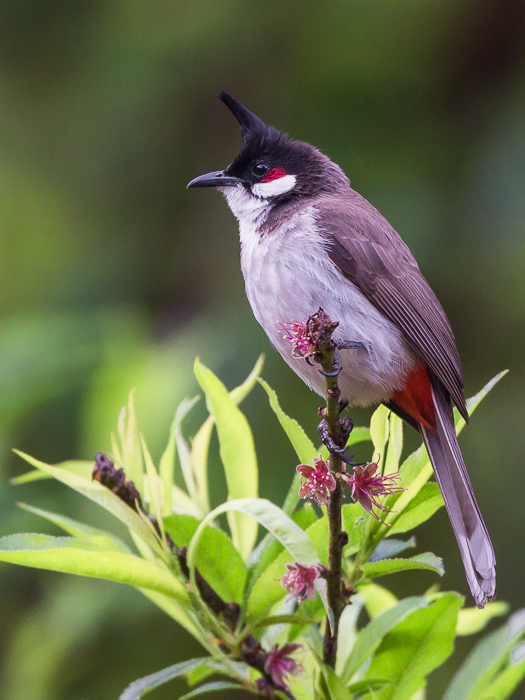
<box><xmin>252</xmin><ymin>174</ymin><xmax>297</xmax><ymax>198</ymax></box>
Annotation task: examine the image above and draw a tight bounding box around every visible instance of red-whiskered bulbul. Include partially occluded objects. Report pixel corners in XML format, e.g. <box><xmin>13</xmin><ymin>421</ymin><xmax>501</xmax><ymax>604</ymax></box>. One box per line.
<box><xmin>187</xmin><ymin>93</ymin><xmax>496</xmax><ymax>608</ymax></box>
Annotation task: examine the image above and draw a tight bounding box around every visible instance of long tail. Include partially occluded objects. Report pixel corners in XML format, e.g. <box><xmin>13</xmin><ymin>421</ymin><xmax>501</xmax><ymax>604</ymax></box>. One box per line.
<box><xmin>419</xmin><ymin>375</ymin><xmax>496</xmax><ymax>608</ymax></box>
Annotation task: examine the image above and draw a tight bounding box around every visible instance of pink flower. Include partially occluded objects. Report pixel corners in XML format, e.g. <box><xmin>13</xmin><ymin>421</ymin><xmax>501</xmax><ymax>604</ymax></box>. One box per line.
<box><xmin>342</xmin><ymin>462</ymin><xmax>405</xmax><ymax>523</ymax></box>
<box><xmin>279</xmin><ymin>561</ymin><xmax>324</xmax><ymax>601</ymax></box>
<box><xmin>264</xmin><ymin>643</ymin><xmax>302</xmax><ymax>688</ymax></box>
<box><xmin>297</xmin><ymin>458</ymin><xmax>337</xmax><ymax>506</ymax></box>
<box><xmin>278</xmin><ymin>321</ymin><xmax>314</xmax><ymax>358</ymax></box>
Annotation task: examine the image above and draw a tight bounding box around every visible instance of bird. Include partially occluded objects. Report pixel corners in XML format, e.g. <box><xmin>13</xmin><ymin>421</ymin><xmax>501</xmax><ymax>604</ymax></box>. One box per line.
<box><xmin>187</xmin><ymin>92</ymin><xmax>496</xmax><ymax>608</ymax></box>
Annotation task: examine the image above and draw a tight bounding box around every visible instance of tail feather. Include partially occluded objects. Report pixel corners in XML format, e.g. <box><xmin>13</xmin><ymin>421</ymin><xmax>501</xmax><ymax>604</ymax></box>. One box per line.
<box><xmin>420</xmin><ymin>375</ymin><xmax>496</xmax><ymax>608</ymax></box>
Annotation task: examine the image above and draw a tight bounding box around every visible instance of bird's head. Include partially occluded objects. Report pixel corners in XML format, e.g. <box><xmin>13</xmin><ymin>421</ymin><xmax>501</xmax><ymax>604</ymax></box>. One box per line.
<box><xmin>187</xmin><ymin>93</ymin><xmax>349</xmax><ymax>216</ymax></box>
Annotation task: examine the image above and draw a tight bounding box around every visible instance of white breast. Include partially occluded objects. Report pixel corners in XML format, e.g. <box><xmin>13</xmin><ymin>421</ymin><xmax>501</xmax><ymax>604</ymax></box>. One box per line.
<box><xmin>224</xmin><ymin>187</ymin><xmax>417</xmax><ymax>406</ymax></box>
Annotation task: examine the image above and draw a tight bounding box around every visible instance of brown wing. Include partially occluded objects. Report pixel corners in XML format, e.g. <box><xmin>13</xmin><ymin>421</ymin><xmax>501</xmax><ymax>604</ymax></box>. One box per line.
<box><xmin>315</xmin><ymin>191</ymin><xmax>468</xmax><ymax>421</ymax></box>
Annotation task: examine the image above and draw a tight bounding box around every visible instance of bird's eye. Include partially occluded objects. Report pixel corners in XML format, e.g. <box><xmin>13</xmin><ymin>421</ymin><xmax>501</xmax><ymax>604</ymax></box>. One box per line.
<box><xmin>252</xmin><ymin>162</ymin><xmax>270</xmax><ymax>177</ymax></box>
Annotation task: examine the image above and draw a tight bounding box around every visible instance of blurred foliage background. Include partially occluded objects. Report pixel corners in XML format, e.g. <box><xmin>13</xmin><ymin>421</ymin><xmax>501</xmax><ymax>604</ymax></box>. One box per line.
<box><xmin>0</xmin><ymin>1</ymin><xmax>524</xmax><ymax>698</ymax></box>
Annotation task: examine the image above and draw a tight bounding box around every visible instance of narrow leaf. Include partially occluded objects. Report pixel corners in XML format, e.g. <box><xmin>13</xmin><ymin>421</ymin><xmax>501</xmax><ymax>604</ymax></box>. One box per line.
<box><xmin>159</xmin><ymin>395</ymin><xmax>199</xmax><ymax>516</ymax></box>
<box><xmin>180</xmin><ymin>682</ymin><xmax>244</xmax><ymax>700</ymax></box>
<box><xmin>188</xmin><ymin>498</ymin><xmax>318</xmax><ymax>571</ymax></box>
<box><xmin>123</xmin><ymin>390</ymin><xmax>144</xmax><ymax>492</ymax></box>
<box><xmin>11</xmin><ymin>459</ymin><xmax>93</xmax><ymax>485</ymax></box>
<box><xmin>0</xmin><ymin>534</ymin><xmax>189</xmax><ymax>602</ymax></box>
<box><xmin>194</xmin><ymin>359</ymin><xmax>258</xmax><ymax>559</ymax></box>
<box><xmin>141</xmin><ymin>436</ymin><xmax>164</xmax><ymax>538</ymax></box>
<box><xmin>118</xmin><ymin>657</ymin><xmax>209</xmax><ymax>700</ymax></box>
<box><xmin>370</xmin><ymin>405</ymin><xmax>389</xmax><ymax>467</ymax></box>
<box><xmin>190</xmin><ymin>355</ymin><xmax>265</xmax><ymax>519</ymax></box>
<box><xmin>361</xmin><ymin>553</ymin><xmax>444</xmax><ymax>579</ymax></box>
<box><xmin>370</xmin><ymin>537</ymin><xmax>416</xmax><ymax>562</ymax></box>
<box><xmin>444</xmin><ymin>609</ymin><xmax>525</xmax><ymax>700</ymax></box>
<box><xmin>258</xmin><ymin>378</ymin><xmax>317</xmax><ymax>466</ymax></box>
<box><xmin>164</xmin><ymin>514</ymin><xmax>247</xmax><ymax>604</ymax></box>
<box><xmin>387</xmin><ymin>484</ymin><xmax>444</xmax><ymax>536</ymax></box>
<box><xmin>385</xmin><ymin>413</ymin><xmax>403</xmax><ymax>473</ymax></box>
<box><xmin>364</xmin><ymin>593</ymin><xmax>462</xmax><ymax>700</ymax></box>
<box><xmin>17</xmin><ymin>502</ymin><xmax>131</xmax><ymax>553</ymax></box>
<box><xmin>341</xmin><ymin>597</ymin><xmax>429</xmax><ymax>683</ymax></box>
<box><xmin>456</xmin><ymin>602</ymin><xmax>510</xmax><ymax>636</ymax></box>
<box><xmin>14</xmin><ymin>451</ymin><xmax>165</xmax><ymax>559</ymax></box>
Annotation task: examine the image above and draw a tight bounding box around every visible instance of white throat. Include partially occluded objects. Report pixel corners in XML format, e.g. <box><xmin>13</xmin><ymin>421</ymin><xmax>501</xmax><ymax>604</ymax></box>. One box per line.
<box><xmin>221</xmin><ymin>185</ymin><xmax>270</xmax><ymax>227</ymax></box>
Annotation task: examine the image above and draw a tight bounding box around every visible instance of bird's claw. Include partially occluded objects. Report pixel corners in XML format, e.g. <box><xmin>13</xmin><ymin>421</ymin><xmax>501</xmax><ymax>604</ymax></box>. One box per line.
<box><xmin>317</xmin><ymin>418</ymin><xmax>362</xmax><ymax>466</ymax></box>
<box><xmin>334</xmin><ymin>338</ymin><xmax>365</xmax><ymax>351</ymax></box>
<box><xmin>318</xmin><ymin>339</ymin><xmax>364</xmax><ymax>377</ymax></box>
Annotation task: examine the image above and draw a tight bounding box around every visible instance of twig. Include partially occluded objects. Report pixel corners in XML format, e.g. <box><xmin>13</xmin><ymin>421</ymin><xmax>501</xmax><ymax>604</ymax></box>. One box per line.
<box><xmin>307</xmin><ymin>309</ymin><xmax>349</xmax><ymax>668</ymax></box>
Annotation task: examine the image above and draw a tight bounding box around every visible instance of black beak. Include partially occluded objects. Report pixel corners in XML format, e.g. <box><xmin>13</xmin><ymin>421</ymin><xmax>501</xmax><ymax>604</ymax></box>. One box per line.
<box><xmin>186</xmin><ymin>170</ymin><xmax>243</xmax><ymax>189</ymax></box>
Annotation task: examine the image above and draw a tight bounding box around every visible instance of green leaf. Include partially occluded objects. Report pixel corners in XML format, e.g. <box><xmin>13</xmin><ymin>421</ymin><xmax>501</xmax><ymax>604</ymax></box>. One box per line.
<box><xmin>138</xmin><ymin>588</ymin><xmax>204</xmax><ymax>642</ymax></box>
<box><xmin>252</xmin><ymin>614</ymin><xmax>317</xmax><ymax>629</ymax></box>
<box><xmin>456</xmin><ymin>602</ymin><xmax>510</xmax><ymax>636</ymax></box>
<box><xmin>335</xmin><ymin>599</ymin><xmax>364</xmax><ymax>678</ymax></box>
<box><xmin>0</xmin><ymin>534</ymin><xmax>189</xmax><ymax>602</ymax></box>
<box><xmin>387</xmin><ymin>484</ymin><xmax>444</xmax><ymax>536</ymax></box>
<box><xmin>247</xmin><ymin>546</ymin><xmax>293</xmax><ymax>618</ymax></box>
<box><xmin>370</xmin><ymin>405</ymin><xmax>389</xmax><ymax>467</ymax></box>
<box><xmin>141</xmin><ymin>435</ymin><xmax>165</xmax><ymax>538</ymax></box>
<box><xmin>14</xmin><ymin>451</ymin><xmax>166</xmax><ymax>560</ymax></box>
<box><xmin>443</xmin><ymin>609</ymin><xmax>525</xmax><ymax>700</ymax></box>
<box><xmin>194</xmin><ymin>359</ymin><xmax>258</xmax><ymax>559</ymax></box>
<box><xmin>370</xmin><ymin>538</ymin><xmax>416</xmax><ymax>562</ymax></box>
<box><xmin>17</xmin><ymin>502</ymin><xmax>131</xmax><ymax>553</ymax></box>
<box><xmin>11</xmin><ymin>459</ymin><xmax>93</xmax><ymax>485</ymax></box>
<box><xmin>460</xmin><ymin>370</ymin><xmax>508</xmax><ymax>428</ymax></box>
<box><xmin>188</xmin><ymin>497</ymin><xmax>318</xmax><ymax>573</ymax></box>
<box><xmin>348</xmin><ymin>426</ymin><xmax>372</xmax><ymax>447</ymax></box>
<box><xmin>159</xmin><ymin>395</ymin><xmax>199</xmax><ymax>516</ymax></box>
<box><xmin>258</xmin><ymin>377</ymin><xmax>317</xmax><ymax>518</ymax></box>
<box><xmin>364</xmin><ymin>593</ymin><xmax>463</xmax><ymax>700</ymax></box>
<box><xmin>322</xmin><ymin>667</ymin><xmax>353</xmax><ymax>700</ymax></box>
<box><xmin>347</xmin><ymin>679</ymin><xmax>391</xmax><ymax>695</ymax></box>
<box><xmin>340</xmin><ymin>597</ymin><xmax>429</xmax><ymax>684</ymax></box>
<box><xmin>258</xmin><ymin>378</ymin><xmax>317</xmax><ymax>466</ymax></box>
<box><xmin>118</xmin><ymin>657</ymin><xmax>209</xmax><ymax>700</ymax></box>
<box><xmin>120</xmin><ymin>390</ymin><xmax>144</xmax><ymax>493</ymax></box>
<box><xmin>190</xmin><ymin>355</ymin><xmax>265</xmax><ymax>519</ymax></box>
<box><xmin>342</xmin><ymin>503</ymin><xmax>367</xmax><ymax>553</ymax></box>
<box><xmin>385</xmin><ymin>413</ymin><xmax>403</xmax><ymax>473</ymax></box>
<box><xmin>481</xmin><ymin>657</ymin><xmax>525</xmax><ymax>700</ymax></box>
<box><xmin>190</xmin><ymin>499</ymin><xmax>317</xmax><ymax>619</ymax></box>
<box><xmin>164</xmin><ymin>514</ymin><xmax>247</xmax><ymax>605</ymax></box>
<box><xmin>361</xmin><ymin>553</ymin><xmax>444</xmax><ymax>580</ymax></box>
<box><xmin>180</xmin><ymin>682</ymin><xmax>245</xmax><ymax>700</ymax></box>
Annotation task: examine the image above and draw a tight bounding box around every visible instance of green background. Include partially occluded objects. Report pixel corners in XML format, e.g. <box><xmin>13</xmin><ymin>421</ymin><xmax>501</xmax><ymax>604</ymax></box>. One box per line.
<box><xmin>0</xmin><ymin>1</ymin><xmax>524</xmax><ymax>698</ymax></box>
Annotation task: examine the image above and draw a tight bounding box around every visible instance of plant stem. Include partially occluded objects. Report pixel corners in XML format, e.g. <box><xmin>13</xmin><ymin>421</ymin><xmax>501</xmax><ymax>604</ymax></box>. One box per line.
<box><xmin>314</xmin><ymin>318</ymin><xmax>347</xmax><ymax>668</ymax></box>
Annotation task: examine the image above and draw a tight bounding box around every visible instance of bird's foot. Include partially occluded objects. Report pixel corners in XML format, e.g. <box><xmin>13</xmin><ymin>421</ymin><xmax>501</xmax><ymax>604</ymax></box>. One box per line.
<box><xmin>317</xmin><ymin>417</ymin><xmax>362</xmax><ymax>466</ymax></box>
<box><xmin>338</xmin><ymin>399</ymin><xmax>349</xmax><ymax>415</ymax></box>
<box><xmin>333</xmin><ymin>338</ymin><xmax>365</xmax><ymax>351</ymax></box>
<box><xmin>317</xmin><ymin>339</ymin><xmax>364</xmax><ymax>377</ymax></box>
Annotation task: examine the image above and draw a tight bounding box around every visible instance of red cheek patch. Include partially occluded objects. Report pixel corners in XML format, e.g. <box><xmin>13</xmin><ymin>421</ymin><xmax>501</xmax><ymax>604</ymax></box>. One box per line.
<box><xmin>262</xmin><ymin>168</ymin><xmax>286</xmax><ymax>182</ymax></box>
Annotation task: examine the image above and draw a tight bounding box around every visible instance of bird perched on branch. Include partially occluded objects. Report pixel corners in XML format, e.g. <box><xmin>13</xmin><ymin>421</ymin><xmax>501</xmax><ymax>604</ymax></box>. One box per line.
<box><xmin>187</xmin><ymin>92</ymin><xmax>496</xmax><ymax>608</ymax></box>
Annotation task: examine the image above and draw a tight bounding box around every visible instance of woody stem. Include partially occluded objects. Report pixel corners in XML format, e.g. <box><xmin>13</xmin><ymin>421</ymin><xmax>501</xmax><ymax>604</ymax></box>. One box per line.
<box><xmin>316</xmin><ymin>329</ymin><xmax>347</xmax><ymax>668</ymax></box>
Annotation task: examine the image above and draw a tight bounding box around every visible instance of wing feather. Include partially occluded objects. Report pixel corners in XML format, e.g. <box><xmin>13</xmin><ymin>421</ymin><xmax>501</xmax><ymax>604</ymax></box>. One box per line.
<box><xmin>316</xmin><ymin>191</ymin><xmax>468</xmax><ymax>420</ymax></box>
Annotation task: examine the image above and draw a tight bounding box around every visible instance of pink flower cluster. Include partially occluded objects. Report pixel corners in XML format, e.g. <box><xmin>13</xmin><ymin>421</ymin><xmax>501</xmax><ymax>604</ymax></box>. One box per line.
<box><xmin>341</xmin><ymin>461</ymin><xmax>404</xmax><ymax>523</ymax></box>
<box><xmin>279</xmin><ymin>561</ymin><xmax>323</xmax><ymax>601</ymax></box>
<box><xmin>297</xmin><ymin>456</ymin><xmax>405</xmax><ymax>523</ymax></box>
<box><xmin>278</xmin><ymin>321</ymin><xmax>314</xmax><ymax>358</ymax></box>
<box><xmin>297</xmin><ymin>458</ymin><xmax>336</xmax><ymax>505</ymax></box>
<box><xmin>264</xmin><ymin>643</ymin><xmax>302</xmax><ymax>688</ymax></box>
